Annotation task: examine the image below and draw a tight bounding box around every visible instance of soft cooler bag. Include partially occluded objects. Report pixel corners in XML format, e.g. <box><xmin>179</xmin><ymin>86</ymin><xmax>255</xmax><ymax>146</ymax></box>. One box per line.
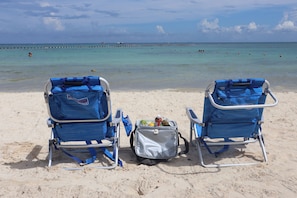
<box><xmin>130</xmin><ymin>120</ymin><xmax>189</xmax><ymax>165</ymax></box>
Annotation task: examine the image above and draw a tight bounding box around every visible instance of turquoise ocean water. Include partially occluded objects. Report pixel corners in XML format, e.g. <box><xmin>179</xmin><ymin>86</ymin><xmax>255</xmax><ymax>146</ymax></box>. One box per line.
<box><xmin>0</xmin><ymin>42</ymin><xmax>296</xmax><ymax>92</ymax></box>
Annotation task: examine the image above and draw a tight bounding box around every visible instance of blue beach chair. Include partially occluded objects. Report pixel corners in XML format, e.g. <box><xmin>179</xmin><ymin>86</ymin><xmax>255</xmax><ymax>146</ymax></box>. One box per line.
<box><xmin>186</xmin><ymin>78</ymin><xmax>278</xmax><ymax>168</ymax></box>
<box><xmin>44</xmin><ymin>76</ymin><xmax>127</xmax><ymax>169</ymax></box>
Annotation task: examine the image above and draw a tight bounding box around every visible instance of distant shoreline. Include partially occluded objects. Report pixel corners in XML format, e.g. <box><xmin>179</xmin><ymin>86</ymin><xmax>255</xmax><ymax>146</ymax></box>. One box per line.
<box><xmin>1</xmin><ymin>41</ymin><xmax>297</xmax><ymax>46</ymax></box>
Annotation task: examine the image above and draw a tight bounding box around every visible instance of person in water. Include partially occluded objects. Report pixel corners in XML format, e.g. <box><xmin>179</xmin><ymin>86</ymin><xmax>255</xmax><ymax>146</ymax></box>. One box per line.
<box><xmin>28</xmin><ymin>52</ymin><xmax>32</xmax><ymax>57</ymax></box>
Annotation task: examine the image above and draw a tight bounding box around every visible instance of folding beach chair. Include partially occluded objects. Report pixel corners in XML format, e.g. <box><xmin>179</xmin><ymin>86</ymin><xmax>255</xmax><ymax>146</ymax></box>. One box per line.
<box><xmin>186</xmin><ymin>78</ymin><xmax>278</xmax><ymax>168</ymax></box>
<box><xmin>44</xmin><ymin>76</ymin><xmax>127</xmax><ymax>169</ymax></box>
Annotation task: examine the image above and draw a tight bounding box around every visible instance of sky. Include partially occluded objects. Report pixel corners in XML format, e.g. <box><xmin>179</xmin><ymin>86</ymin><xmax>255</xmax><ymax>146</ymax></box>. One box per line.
<box><xmin>1</xmin><ymin>0</ymin><xmax>297</xmax><ymax>43</ymax></box>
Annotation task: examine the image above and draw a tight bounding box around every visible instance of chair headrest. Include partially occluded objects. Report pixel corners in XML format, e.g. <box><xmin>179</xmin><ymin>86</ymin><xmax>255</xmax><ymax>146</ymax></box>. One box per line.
<box><xmin>215</xmin><ymin>78</ymin><xmax>265</xmax><ymax>89</ymax></box>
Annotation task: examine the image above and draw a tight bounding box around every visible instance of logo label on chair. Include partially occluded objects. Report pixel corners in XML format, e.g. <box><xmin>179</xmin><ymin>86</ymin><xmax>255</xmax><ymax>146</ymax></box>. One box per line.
<box><xmin>67</xmin><ymin>94</ymin><xmax>89</xmax><ymax>105</ymax></box>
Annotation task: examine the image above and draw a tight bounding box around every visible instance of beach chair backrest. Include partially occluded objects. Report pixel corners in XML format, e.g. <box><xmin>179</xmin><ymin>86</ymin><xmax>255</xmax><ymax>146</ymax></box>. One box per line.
<box><xmin>46</xmin><ymin>76</ymin><xmax>114</xmax><ymax>141</ymax></box>
<box><xmin>202</xmin><ymin>78</ymin><xmax>267</xmax><ymax>138</ymax></box>
<box><xmin>48</xmin><ymin>76</ymin><xmax>111</xmax><ymax>121</ymax></box>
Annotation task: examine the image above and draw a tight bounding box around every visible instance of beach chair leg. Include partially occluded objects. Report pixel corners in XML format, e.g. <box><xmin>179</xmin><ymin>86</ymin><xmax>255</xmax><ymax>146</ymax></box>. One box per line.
<box><xmin>114</xmin><ymin>139</ymin><xmax>119</xmax><ymax>167</ymax></box>
<box><xmin>48</xmin><ymin>140</ymin><xmax>53</xmax><ymax>167</ymax></box>
<box><xmin>197</xmin><ymin>140</ymin><xmax>206</xmax><ymax>167</ymax></box>
<box><xmin>189</xmin><ymin>122</ymin><xmax>193</xmax><ymax>145</ymax></box>
<box><xmin>258</xmin><ymin>130</ymin><xmax>268</xmax><ymax>162</ymax></box>
<box><xmin>197</xmin><ymin>138</ymin><xmax>262</xmax><ymax>168</ymax></box>
<box><xmin>197</xmin><ymin>140</ymin><xmax>224</xmax><ymax>168</ymax></box>
<box><xmin>190</xmin><ymin>122</ymin><xmax>197</xmax><ymax>147</ymax></box>
<box><xmin>196</xmin><ymin>140</ymin><xmax>222</xmax><ymax>168</ymax></box>
<box><xmin>113</xmin><ymin>126</ymin><xmax>120</xmax><ymax>168</ymax></box>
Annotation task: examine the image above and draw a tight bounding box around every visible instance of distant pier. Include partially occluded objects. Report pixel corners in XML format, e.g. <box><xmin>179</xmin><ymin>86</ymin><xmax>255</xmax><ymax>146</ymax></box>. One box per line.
<box><xmin>0</xmin><ymin>43</ymin><xmax>136</xmax><ymax>50</ymax></box>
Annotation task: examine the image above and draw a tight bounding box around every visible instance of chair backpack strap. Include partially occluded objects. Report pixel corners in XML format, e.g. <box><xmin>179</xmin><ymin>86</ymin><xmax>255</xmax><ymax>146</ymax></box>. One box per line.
<box><xmin>59</xmin><ymin>142</ymin><xmax>97</xmax><ymax>166</ymax></box>
<box><xmin>52</xmin><ymin>127</ymin><xmax>97</xmax><ymax>165</ymax></box>
<box><xmin>85</xmin><ymin>140</ymin><xmax>97</xmax><ymax>164</ymax></box>
<box><xmin>59</xmin><ymin>148</ymin><xmax>85</xmax><ymax>165</ymax></box>
<box><xmin>100</xmin><ymin>146</ymin><xmax>123</xmax><ymax>167</ymax></box>
<box><xmin>59</xmin><ymin>140</ymin><xmax>122</xmax><ymax>166</ymax></box>
<box><xmin>177</xmin><ymin>132</ymin><xmax>190</xmax><ymax>156</ymax></box>
<box><xmin>201</xmin><ymin>138</ymin><xmax>230</xmax><ymax>157</ymax></box>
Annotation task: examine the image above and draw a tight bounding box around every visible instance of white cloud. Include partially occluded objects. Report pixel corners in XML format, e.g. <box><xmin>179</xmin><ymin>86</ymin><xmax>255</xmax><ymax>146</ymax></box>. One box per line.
<box><xmin>233</xmin><ymin>25</ymin><xmax>242</xmax><ymax>33</ymax></box>
<box><xmin>248</xmin><ymin>22</ymin><xmax>257</xmax><ymax>31</ymax></box>
<box><xmin>156</xmin><ymin>25</ymin><xmax>166</xmax><ymax>34</ymax></box>
<box><xmin>200</xmin><ymin>18</ymin><xmax>246</xmax><ymax>33</ymax></box>
<box><xmin>275</xmin><ymin>20</ymin><xmax>297</xmax><ymax>31</ymax></box>
<box><xmin>275</xmin><ymin>12</ymin><xmax>297</xmax><ymax>31</ymax></box>
<box><xmin>201</xmin><ymin>18</ymin><xmax>220</xmax><ymax>33</ymax></box>
<box><xmin>200</xmin><ymin>19</ymin><xmax>260</xmax><ymax>34</ymax></box>
<box><xmin>43</xmin><ymin>17</ymin><xmax>65</xmax><ymax>31</ymax></box>
<box><xmin>39</xmin><ymin>3</ymin><xmax>65</xmax><ymax>31</ymax></box>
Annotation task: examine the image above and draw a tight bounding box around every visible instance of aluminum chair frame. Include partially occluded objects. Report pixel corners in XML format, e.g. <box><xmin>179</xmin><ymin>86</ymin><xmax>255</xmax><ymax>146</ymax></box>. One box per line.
<box><xmin>186</xmin><ymin>79</ymin><xmax>278</xmax><ymax>168</ymax></box>
<box><xmin>44</xmin><ymin>77</ymin><xmax>122</xmax><ymax>169</ymax></box>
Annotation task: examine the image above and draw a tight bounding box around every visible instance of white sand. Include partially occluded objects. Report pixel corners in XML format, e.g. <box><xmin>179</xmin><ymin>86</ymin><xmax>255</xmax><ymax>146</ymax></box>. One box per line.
<box><xmin>0</xmin><ymin>90</ymin><xmax>296</xmax><ymax>197</ymax></box>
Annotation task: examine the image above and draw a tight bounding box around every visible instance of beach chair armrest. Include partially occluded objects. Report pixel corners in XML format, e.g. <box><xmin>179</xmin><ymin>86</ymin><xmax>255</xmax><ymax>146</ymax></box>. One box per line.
<box><xmin>47</xmin><ymin>119</ymin><xmax>55</xmax><ymax>128</ymax></box>
<box><xmin>112</xmin><ymin>108</ymin><xmax>123</xmax><ymax>125</ymax></box>
<box><xmin>186</xmin><ymin>107</ymin><xmax>203</xmax><ymax>125</ymax></box>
